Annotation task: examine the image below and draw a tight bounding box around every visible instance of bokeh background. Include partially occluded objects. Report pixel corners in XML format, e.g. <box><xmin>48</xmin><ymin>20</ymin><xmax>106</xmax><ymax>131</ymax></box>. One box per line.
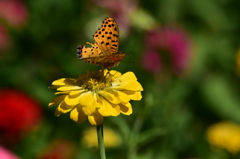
<box><xmin>1</xmin><ymin>0</ymin><xmax>240</xmax><ymax>159</ymax></box>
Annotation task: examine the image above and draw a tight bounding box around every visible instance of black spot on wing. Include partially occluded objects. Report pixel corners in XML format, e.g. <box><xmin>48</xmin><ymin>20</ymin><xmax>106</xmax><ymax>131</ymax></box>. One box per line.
<box><xmin>113</xmin><ymin>34</ymin><xmax>118</xmax><ymax>37</ymax></box>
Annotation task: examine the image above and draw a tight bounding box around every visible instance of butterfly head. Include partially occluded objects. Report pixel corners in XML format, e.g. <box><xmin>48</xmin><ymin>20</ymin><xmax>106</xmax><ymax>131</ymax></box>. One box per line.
<box><xmin>76</xmin><ymin>45</ymin><xmax>83</xmax><ymax>59</ymax></box>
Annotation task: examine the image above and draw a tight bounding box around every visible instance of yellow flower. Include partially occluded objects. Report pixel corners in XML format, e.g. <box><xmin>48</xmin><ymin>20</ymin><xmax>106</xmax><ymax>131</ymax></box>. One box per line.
<box><xmin>207</xmin><ymin>121</ymin><xmax>240</xmax><ymax>153</ymax></box>
<box><xmin>81</xmin><ymin>127</ymin><xmax>121</xmax><ymax>148</ymax></box>
<box><xmin>49</xmin><ymin>70</ymin><xmax>143</xmax><ymax>125</ymax></box>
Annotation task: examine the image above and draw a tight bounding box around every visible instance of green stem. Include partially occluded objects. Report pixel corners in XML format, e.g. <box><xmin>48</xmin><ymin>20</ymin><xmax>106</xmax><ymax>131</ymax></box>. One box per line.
<box><xmin>97</xmin><ymin>124</ymin><xmax>106</xmax><ymax>159</ymax></box>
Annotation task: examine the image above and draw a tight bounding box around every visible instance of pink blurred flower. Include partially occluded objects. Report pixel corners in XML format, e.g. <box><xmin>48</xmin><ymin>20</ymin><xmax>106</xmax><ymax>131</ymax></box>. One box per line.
<box><xmin>0</xmin><ymin>0</ymin><xmax>28</xmax><ymax>27</ymax></box>
<box><xmin>93</xmin><ymin>0</ymin><xmax>138</xmax><ymax>34</ymax></box>
<box><xmin>0</xmin><ymin>25</ymin><xmax>10</xmax><ymax>52</ymax></box>
<box><xmin>142</xmin><ymin>26</ymin><xmax>192</xmax><ymax>75</ymax></box>
<box><xmin>0</xmin><ymin>89</ymin><xmax>42</xmax><ymax>146</ymax></box>
<box><xmin>142</xmin><ymin>50</ymin><xmax>162</xmax><ymax>73</ymax></box>
<box><xmin>0</xmin><ymin>146</ymin><xmax>20</xmax><ymax>159</ymax></box>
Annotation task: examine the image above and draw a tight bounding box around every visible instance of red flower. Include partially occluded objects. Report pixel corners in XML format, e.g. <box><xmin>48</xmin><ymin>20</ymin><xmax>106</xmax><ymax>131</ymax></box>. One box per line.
<box><xmin>0</xmin><ymin>89</ymin><xmax>42</xmax><ymax>146</ymax></box>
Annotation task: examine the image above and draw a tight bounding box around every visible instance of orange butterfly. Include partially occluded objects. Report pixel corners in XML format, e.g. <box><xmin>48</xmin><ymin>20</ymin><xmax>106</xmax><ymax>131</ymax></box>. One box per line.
<box><xmin>76</xmin><ymin>16</ymin><xmax>126</xmax><ymax>69</ymax></box>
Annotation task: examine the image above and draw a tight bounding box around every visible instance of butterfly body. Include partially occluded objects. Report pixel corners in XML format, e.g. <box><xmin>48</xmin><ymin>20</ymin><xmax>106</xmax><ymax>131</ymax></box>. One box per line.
<box><xmin>76</xmin><ymin>16</ymin><xmax>126</xmax><ymax>69</ymax></box>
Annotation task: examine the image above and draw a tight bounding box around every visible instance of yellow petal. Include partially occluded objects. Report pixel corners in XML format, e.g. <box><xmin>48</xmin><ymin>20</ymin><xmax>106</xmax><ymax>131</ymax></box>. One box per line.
<box><xmin>54</xmin><ymin>108</ymin><xmax>62</xmax><ymax>116</ymax></box>
<box><xmin>98</xmin><ymin>90</ymin><xmax>121</xmax><ymax>104</ymax></box>
<box><xmin>52</xmin><ymin>78</ymin><xmax>67</xmax><ymax>86</ymax></box>
<box><xmin>56</xmin><ymin>101</ymin><xmax>75</xmax><ymax>114</ymax></box>
<box><xmin>88</xmin><ymin>114</ymin><xmax>104</xmax><ymax>126</ymax></box>
<box><xmin>48</xmin><ymin>95</ymin><xmax>66</xmax><ymax>108</ymax></box>
<box><xmin>98</xmin><ymin>99</ymin><xmax>120</xmax><ymax>116</ymax></box>
<box><xmin>128</xmin><ymin>91</ymin><xmax>142</xmax><ymax>100</ymax></box>
<box><xmin>57</xmin><ymin>86</ymin><xmax>82</xmax><ymax>91</ymax></box>
<box><xmin>64</xmin><ymin>90</ymin><xmax>86</xmax><ymax>106</ymax></box>
<box><xmin>120</xmin><ymin>102</ymin><xmax>132</xmax><ymax>115</ymax></box>
<box><xmin>69</xmin><ymin>90</ymin><xmax>86</xmax><ymax>96</ymax></box>
<box><xmin>114</xmin><ymin>81</ymin><xmax>143</xmax><ymax>91</ymax></box>
<box><xmin>80</xmin><ymin>92</ymin><xmax>101</xmax><ymax>115</ymax></box>
<box><xmin>112</xmin><ymin>105</ymin><xmax>121</xmax><ymax>116</ymax></box>
<box><xmin>109</xmin><ymin>70</ymin><xmax>121</xmax><ymax>78</ymax></box>
<box><xmin>120</xmin><ymin>90</ymin><xmax>142</xmax><ymax>101</ymax></box>
<box><xmin>70</xmin><ymin>106</ymin><xmax>87</xmax><ymax>124</ymax></box>
<box><xmin>49</xmin><ymin>85</ymin><xmax>60</xmax><ymax>89</ymax></box>
<box><xmin>52</xmin><ymin>78</ymin><xmax>77</xmax><ymax>86</ymax></box>
<box><xmin>117</xmin><ymin>91</ymin><xmax>130</xmax><ymax>103</ymax></box>
<box><xmin>118</xmin><ymin>72</ymin><xmax>137</xmax><ymax>82</ymax></box>
<box><xmin>55</xmin><ymin>91</ymin><xmax>70</xmax><ymax>95</ymax></box>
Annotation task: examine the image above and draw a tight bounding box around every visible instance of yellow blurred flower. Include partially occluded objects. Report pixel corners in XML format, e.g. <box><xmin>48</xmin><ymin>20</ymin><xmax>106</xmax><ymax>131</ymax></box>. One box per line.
<box><xmin>207</xmin><ymin>121</ymin><xmax>240</xmax><ymax>153</ymax></box>
<box><xmin>49</xmin><ymin>70</ymin><xmax>143</xmax><ymax>125</ymax></box>
<box><xmin>81</xmin><ymin>127</ymin><xmax>121</xmax><ymax>148</ymax></box>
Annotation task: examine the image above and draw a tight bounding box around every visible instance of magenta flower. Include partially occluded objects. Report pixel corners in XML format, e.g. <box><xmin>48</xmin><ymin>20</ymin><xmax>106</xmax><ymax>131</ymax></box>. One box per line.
<box><xmin>142</xmin><ymin>26</ymin><xmax>192</xmax><ymax>75</ymax></box>
<box><xmin>142</xmin><ymin>50</ymin><xmax>162</xmax><ymax>73</ymax></box>
<box><xmin>93</xmin><ymin>0</ymin><xmax>138</xmax><ymax>34</ymax></box>
<box><xmin>0</xmin><ymin>0</ymin><xmax>28</xmax><ymax>27</ymax></box>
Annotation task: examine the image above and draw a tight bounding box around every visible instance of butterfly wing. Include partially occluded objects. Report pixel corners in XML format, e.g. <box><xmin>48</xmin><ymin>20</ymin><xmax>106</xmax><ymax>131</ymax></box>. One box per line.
<box><xmin>76</xmin><ymin>16</ymin><xmax>126</xmax><ymax>69</ymax></box>
<box><xmin>93</xmin><ymin>16</ymin><xmax>119</xmax><ymax>55</ymax></box>
<box><xmin>76</xmin><ymin>43</ymin><xmax>105</xmax><ymax>64</ymax></box>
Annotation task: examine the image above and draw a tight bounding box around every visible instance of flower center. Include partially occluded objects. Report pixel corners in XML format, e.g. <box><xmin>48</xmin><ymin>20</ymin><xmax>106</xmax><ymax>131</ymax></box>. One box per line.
<box><xmin>86</xmin><ymin>78</ymin><xmax>106</xmax><ymax>91</ymax></box>
<box><xmin>77</xmin><ymin>70</ymin><xmax>114</xmax><ymax>92</ymax></box>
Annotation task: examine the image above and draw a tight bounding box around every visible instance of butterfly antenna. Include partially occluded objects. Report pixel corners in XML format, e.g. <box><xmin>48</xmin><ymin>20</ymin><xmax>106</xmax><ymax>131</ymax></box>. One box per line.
<box><xmin>121</xmin><ymin>60</ymin><xmax>135</xmax><ymax>64</ymax></box>
<box><xmin>125</xmin><ymin>54</ymin><xmax>133</xmax><ymax>59</ymax></box>
<box><xmin>121</xmin><ymin>54</ymin><xmax>135</xmax><ymax>64</ymax></box>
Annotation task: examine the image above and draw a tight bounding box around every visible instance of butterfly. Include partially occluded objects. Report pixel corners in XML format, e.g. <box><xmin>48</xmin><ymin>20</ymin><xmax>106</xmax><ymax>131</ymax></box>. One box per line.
<box><xmin>76</xmin><ymin>16</ymin><xmax>126</xmax><ymax>69</ymax></box>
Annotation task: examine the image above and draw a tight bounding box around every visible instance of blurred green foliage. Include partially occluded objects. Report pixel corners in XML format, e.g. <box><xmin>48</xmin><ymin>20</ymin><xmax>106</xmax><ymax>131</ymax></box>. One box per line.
<box><xmin>1</xmin><ymin>0</ymin><xmax>240</xmax><ymax>159</ymax></box>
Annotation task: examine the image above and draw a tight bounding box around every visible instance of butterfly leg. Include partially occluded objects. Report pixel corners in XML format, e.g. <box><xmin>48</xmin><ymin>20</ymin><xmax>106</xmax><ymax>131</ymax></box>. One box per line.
<box><xmin>86</xmin><ymin>42</ymin><xmax>94</xmax><ymax>47</ymax></box>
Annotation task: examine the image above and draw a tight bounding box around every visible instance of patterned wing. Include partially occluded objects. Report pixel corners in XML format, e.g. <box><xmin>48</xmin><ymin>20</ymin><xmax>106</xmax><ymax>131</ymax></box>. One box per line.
<box><xmin>76</xmin><ymin>16</ymin><xmax>126</xmax><ymax>69</ymax></box>
<box><xmin>76</xmin><ymin>43</ymin><xmax>104</xmax><ymax>64</ymax></box>
<box><xmin>93</xmin><ymin>16</ymin><xmax>119</xmax><ymax>55</ymax></box>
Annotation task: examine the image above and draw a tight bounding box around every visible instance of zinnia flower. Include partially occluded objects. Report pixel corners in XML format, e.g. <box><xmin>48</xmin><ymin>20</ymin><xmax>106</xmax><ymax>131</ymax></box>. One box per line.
<box><xmin>142</xmin><ymin>26</ymin><xmax>192</xmax><ymax>75</ymax></box>
<box><xmin>207</xmin><ymin>121</ymin><xmax>240</xmax><ymax>153</ymax></box>
<box><xmin>49</xmin><ymin>70</ymin><xmax>143</xmax><ymax>125</ymax></box>
<box><xmin>81</xmin><ymin>127</ymin><xmax>121</xmax><ymax>148</ymax></box>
